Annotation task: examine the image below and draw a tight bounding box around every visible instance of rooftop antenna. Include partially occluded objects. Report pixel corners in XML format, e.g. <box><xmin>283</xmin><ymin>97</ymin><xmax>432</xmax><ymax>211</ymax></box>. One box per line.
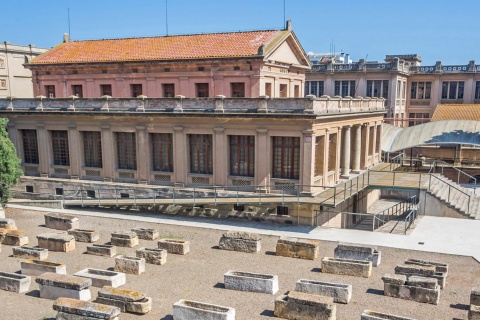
<box><xmin>68</xmin><ymin>8</ymin><xmax>71</xmax><ymax>38</ymax></box>
<box><xmin>166</xmin><ymin>0</ymin><xmax>169</xmax><ymax>36</ymax></box>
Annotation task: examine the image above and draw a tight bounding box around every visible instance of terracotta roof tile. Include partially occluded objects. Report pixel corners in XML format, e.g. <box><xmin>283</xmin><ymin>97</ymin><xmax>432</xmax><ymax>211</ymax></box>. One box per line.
<box><xmin>31</xmin><ymin>30</ymin><xmax>284</xmax><ymax>64</ymax></box>
<box><xmin>431</xmin><ymin>104</ymin><xmax>480</xmax><ymax>121</ymax></box>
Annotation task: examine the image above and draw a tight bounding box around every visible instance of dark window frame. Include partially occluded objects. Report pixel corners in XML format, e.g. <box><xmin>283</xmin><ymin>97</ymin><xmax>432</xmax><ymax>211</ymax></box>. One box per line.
<box><xmin>162</xmin><ymin>83</ymin><xmax>175</xmax><ymax>98</ymax></box>
<box><xmin>45</xmin><ymin>85</ymin><xmax>55</xmax><ymax>98</ymax></box>
<box><xmin>272</xmin><ymin>136</ymin><xmax>300</xmax><ymax>180</ymax></box>
<box><xmin>116</xmin><ymin>132</ymin><xmax>137</xmax><ymax>170</ymax></box>
<box><xmin>189</xmin><ymin>134</ymin><xmax>213</xmax><ymax>174</ymax></box>
<box><xmin>230</xmin><ymin>82</ymin><xmax>245</xmax><ymax>98</ymax></box>
<box><xmin>151</xmin><ymin>133</ymin><xmax>174</xmax><ymax>172</ymax></box>
<box><xmin>83</xmin><ymin>131</ymin><xmax>102</xmax><ymax>168</ymax></box>
<box><xmin>229</xmin><ymin>135</ymin><xmax>254</xmax><ymax>177</ymax></box>
<box><xmin>131</xmin><ymin>84</ymin><xmax>143</xmax><ymax>98</ymax></box>
<box><xmin>100</xmin><ymin>84</ymin><xmax>112</xmax><ymax>96</ymax></box>
<box><xmin>195</xmin><ymin>83</ymin><xmax>209</xmax><ymax>97</ymax></box>
<box><xmin>71</xmin><ymin>85</ymin><xmax>83</xmax><ymax>98</ymax></box>
<box><xmin>51</xmin><ymin>130</ymin><xmax>70</xmax><ymax>166</ymax></box>
<box><xmin>22</xmin><ymin>129</ymin><xmax>39</xmax><ymax>164</ymax></box>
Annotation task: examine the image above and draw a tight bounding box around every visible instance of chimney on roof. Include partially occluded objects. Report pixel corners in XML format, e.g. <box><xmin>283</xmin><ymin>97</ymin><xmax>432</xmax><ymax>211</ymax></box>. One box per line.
<box><xmin>258</xmin><ymin>45</ymin><xmax>265</xmax><ymax>56</ymax></box>
<box><xmin>286</xmin><ymin>20</ymin><xmax>292</xmax><ymax>30</ymax></box>
<box><xmin>63</xmin><ymin>33</ymin><xmax>70</xmax><ymax>43</ymax></box>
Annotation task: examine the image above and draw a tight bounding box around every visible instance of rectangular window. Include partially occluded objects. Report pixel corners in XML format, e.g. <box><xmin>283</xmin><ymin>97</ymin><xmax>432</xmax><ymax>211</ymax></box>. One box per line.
<box><xmin>162</xmin><ymin>84</ymin><xmax>175</xmax><ymax>98</ymax></box>
<box><xmin>71</xmin><ymin>85</ymin><xmax>83</xmax><ymax>98</ymax></box>
<box><xmin>0</xmin><ymin>79</ymin><xmax>6</xmax><ymax>88</ymax></box>
<box><xmin>189</xmin><ymin>134</ymin><xmax>213</xmax><ymax>174</ymax></box>
<box><xmin>230</xmin><ymin>82</ymin><xmax>245</xmax><ymax>98</ymax></box>
<box><xmin>366</xmin><ymin>80</ymin><xmax>389</xmax><ymax>98</ymax></box>
<box><xmin>441</xmin><ymin>81</ymin><xmax>464</xmax><ymax>99</ymax></box>
<box><xmin>305</xmin><ymin>81</ymin><xmax>324</xmax><ymax>97</ymax></box>
<box><xmin>100</xmin><ymin>84</ymin><xmax>112</xmax><ymax>96</ymax></box>
<box><xmin>22</xmin><ymin>129</ymin><xmax>39</xmax><ymax>164</ymax></box>
<box><xmin>334</xmin><ymin>80</ymin><xmax>356</xmax><ymax>97</ymax></box>
<box><xmin>272</xmin><ymin>136</ymin><xmax>300</xmax><ymax>180</ymax></box>
<box><xmin>131</xmin><ymin>84</ymin><xmax>142</xmax><ymax>97</ymax></box>
<box><xmin>116</xmin><ymin>132</ymin><xmax>136</xmax><ymax>170</ymax></box>
<box><xmin>45</xmin><ymin>85</ymin><xmax>55</xmax><ymax>98</ymax></box>
<box><xmin>51</xmin><ymin>130</ymin><xmax>69</xmax><ymax>166</ymax></box>
<box><xmin>151</xmin><ymin>133</ymin><xmax>173</xmax><ymax>172</ymax></box>
<box><xmin>279</xmin><ymin>84</ymin><xmax>288</xmax><ymax>97</ymax></box>
<box><xmin>265</xmin><ymin>83</ymin><xmax>272</xmax><ymax>97</ymax></box>
<box><xmin>196</xmin><ymin>83</ymin><xmax>209</xmax><ymax>97</ymax></box>
<box><xmin>476</xmin><ymin>81</ymin><xmax>480</xmax><ymax>99</ymax></box>
<box><xmin>83</xmin><ymin>131</ymin><xmax>102</xmax><ymax>168</ymax></box>
<box><xmin>229</xmin><ymin>135</ymin><xmax>254</xmax><ymax>177</ymax></box>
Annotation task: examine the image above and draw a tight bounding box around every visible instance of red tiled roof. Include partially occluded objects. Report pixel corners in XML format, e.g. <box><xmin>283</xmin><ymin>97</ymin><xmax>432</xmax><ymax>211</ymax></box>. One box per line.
<box><xmin>31</xmin><ymin>30</ymin><xmax>284</xmax><ymax>64</ymax></box>
<box><xmin>432</xmin><ymin>104</ymin><xmax>480</xmax><ymax>121</ymax></box>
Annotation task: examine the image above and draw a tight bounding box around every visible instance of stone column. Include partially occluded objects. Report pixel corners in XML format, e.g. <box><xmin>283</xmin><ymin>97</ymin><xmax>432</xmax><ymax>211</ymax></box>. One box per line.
<box><xmin>36</xmin><ymin>124</ymin><xmax>50</xmax><ymax>177</ymax></box>
<box><xmin>352</xmin><ymin>124</ymin><xmax>362</xmax><ymax>173</ymax></box>
<box><xmin>173</xmin><ymin>126</ymin><xmax>186</xmax><ymax>186</ymax></box>
<box><xmin>255</xmin><ymin>128</ymin><xmax>269</xmax><ymax>189</ymax></box>
<box><xmin>67</xmin><ymin>123</ymin><xmax>81</xmax><ymax>179</ymax></box>
<box><xmin>301</xmin><ymin>130</ymin><xmax>315</xmax><ymax>194</ymax></box>
<box><xmin>372</xmin><ymin>123</ymin><xmax>378</xmax><ymax>165</ymax></box>
<box><xmin>100</xmin><ymin>125</ymin><xmax>114</xmax><ymax>182</ymax></box>
<box><xmin>375</xmin><ymin>122</ymin><xmax>382</xmax><ymax>161</ymax></box>
<box><xmin>323</xmin><ymin>129</ymin><xmax>331</xmax><ymax>181</ymax></box>
<box><xmin>213</xmin><ymin>127</ymin><xmax>226</xmax><ymax>186</ymax></box>
<box><xmin>340</xmin><ymin>125</ymin><xmax>352</xmax><ymax>178</ymax></box>
<box><xmin>136</xmin><ymin>125</ymin><xmax>148</xmax><ymax>184</ymax></box>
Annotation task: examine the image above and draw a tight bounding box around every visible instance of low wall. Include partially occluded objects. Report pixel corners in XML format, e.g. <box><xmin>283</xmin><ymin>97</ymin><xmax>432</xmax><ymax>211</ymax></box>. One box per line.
<box><xmin>418</xmin><ymin>191</ymin><xmax>466</xmax><ymax>218</ymax></box>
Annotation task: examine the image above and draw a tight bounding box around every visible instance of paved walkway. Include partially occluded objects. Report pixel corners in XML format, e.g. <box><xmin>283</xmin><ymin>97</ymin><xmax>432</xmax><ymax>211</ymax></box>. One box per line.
<box><xmin>7</xmin><ymin>204</ymin><xmax>480</xmax><ymax>262</ymax></box>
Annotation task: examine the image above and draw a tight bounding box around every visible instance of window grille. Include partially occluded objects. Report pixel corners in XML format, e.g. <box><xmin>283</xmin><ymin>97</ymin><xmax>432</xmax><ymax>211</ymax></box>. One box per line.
<box><xmin>51</xmin><ymin>130</ymin><xmax>70</xmax><ymax>166</ymax></box>
<box><xmin>152</xmin><ymin>133</ymin><xmax>173</xmax><ymax>172</ymax></box>
<box><xmin>22</xmin><ymin>129</ymin><xmax>39</xmax><ymax>164</ymax></box>
<box><xmin>116</xmin><ymin>132</ymin><xmax>136</xmax><ymax>170</ymax></box>
<box><xmin>189</xmin><ymin>134</ymin><xmax>212</xmax><ymax>174</ymax></box>
<box><xmin>272</xmin><ymin>137</ymin><xmax>300</xmax><ymax>180</ymax></box>
<box><xmin>83</xmin><ymin>131</ymin><xmax>102</xmax><ymax>168</ymax></box>
<box><xmin>229</xmin><ymin>135</ymin><xmax>254</xmax><ymax>177</ymax></box>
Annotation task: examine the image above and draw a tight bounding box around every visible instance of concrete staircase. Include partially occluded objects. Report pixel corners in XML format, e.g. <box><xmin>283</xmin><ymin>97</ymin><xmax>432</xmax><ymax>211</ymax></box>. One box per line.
<box><xmin>426</xmin><ymin>174</ymin><xmax>480</xmax><ymax>219</ymax></box>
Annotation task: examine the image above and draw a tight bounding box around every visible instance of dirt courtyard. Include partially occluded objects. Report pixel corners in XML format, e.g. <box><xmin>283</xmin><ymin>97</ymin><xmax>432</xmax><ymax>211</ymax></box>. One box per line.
<box><xmin>1</xmin><ymin>207</ymin><xmax>479</xmax><ymax>320</ymax></box>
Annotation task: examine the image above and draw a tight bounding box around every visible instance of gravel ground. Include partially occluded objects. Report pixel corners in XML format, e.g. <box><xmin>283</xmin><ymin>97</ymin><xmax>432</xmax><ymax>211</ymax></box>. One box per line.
<box><xmin>1</xmin><ymin>207</ymin><xmax>479</xmax><ymax>320</ymax></box>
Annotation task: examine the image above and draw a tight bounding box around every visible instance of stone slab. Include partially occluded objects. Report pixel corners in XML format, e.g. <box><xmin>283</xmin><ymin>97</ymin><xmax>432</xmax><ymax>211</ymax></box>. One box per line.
<box><xmin>135</xmin><ymin>247</ymin><xmax>167</xmax><ymax>265</ymax></box>
<box><xmin>44</xmin><ymin>212</ymin><xmax>79</xmax><ymax>231</ymax></box>
<box><xmin>334</xmin><ymin>242</ymin><xmax>381</xmax><ymax>267</ymax></box>
<box><xmin>131</xmin><ymin>228</ymin><xmax>159</xmax><ymax>240</ymax></box>
<box><xmin>21</xmin><ymin>259</ymin><xmax>66</xmax><ymax>276</ymax></box>
<box><xmin>13</xmin><ymin>246</ymin><xmax>48</xmax><ymax>260</ymax></box>
<box><xmin>219</xmin><ymin>231</ymin><xmax>261</xmax><ymax>253</ymax></box>
<box><xmin>114</xmin><ymin>255</ymin><xmax>145</xmax><ymax>275</ymax></box>
<box><xmin>406</xmin><ymin>276</ymin><xmax>438</xmax><ymax>289</ymax></box>
<box><xmin>67</xmin><ymin>229</ymin><xmax>100</xmax><ymax>243</ymax></box>
<box><xmin>404</xmin><ymin>258</ymin><xmax>448</xmax><ymax>274</ymax></box>
<box><xmin>295</xmin><ymin>279</ymin><xmax>352</xmax><ymax>304</ymax></box>
<box><xmin>73</xmin><ymin>268</ymin><xmax>126</xmax><ymax>288</ymax></box>
<box><xmin>321</xmin><ymin>257</ymin><xmax>372</xmax><ymax>278</ymax></box>
<box><xmin>395</xmin><ymin>264</ymin><xmax>446</xmax><ymax>289</ymax></box>
<box><xmin>173</xmin><ymin>299</ymin><xmax>235</xmax><ymax>320</ymax></box>
<box><xmin>37</xmin><ymin>233</ymin><xmax>75</xmax><ymax>252</ymax></box>
<box><xmin>274</xmin><ymin>290</ymin><xmax>336</xmax><ymax>320</ymax></box>
<box><xmin>0</xmin><ymin>271</ymin><xmax>31</xmax><ymax>293</ymax></box>
<box><xmin>158</xmin><ymin>238</ymin><xmax>189</xmax><ymax>255</ymax></box>
<box><xmin>224</xmin><ymin>270</ymin><xmax>278</xmax><ymax>294</ymax></box>
<box><xmin>36</xmin><ymin>272</ymin><xmax>92</xmax><ymax>290</ymax></box>
<box><xmin>111</xmin><ymin>231</ymin><xmax>137</xmax><ymax>239</ymax></box>
<box><xmin>86</xmin><ymin>244</ymin><xmax>116</xmax><ymax>257</ymax></box>
<box><xmin>361</xmin><ymin>310</ymin><xmax>418</xmax><ymax>320</ymax></box>
<box><xmin>55</xmin><ymin>311</ymin><xmax>118</xmax><ymax>320</ymax></box>
<box><xmin>53</xmin><ymin>298</ymin><xmax>120</xmax><ymax>319</ymax></box>
<box><xmin>98</xmin><ymin>286</ymin><xmax>146</xmax><ymax>303</ymax></box>
<box><xmin>1</xmin><ymin>229</ymin><xmax>28</xmax><ymax>246</ymax></box>
<box><xmin>39</xmin><ymin>284</ymin><xmax>91</xmax><ymax>301</ymax></box>
<box><xmin>276</xmin><ymin>236</ymin><xmax>319</xmax><ymax>260</ymax></box>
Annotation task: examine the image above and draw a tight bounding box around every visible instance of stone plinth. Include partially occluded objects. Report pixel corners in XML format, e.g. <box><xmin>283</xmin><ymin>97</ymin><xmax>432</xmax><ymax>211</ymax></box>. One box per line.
<box><xmin>36</xmin><ymin>272</ymin><xmax>92</xmax><ymax>301</ymax></box>
<box><xmin>74</xmin><ymin>268</ymin><xmax>126</xmax><ymax>288</ymax></box>
<box><xmin>472</xmin><ymin>287</ymin><xmax>480</xmax><ymax>306</ymax></box>
<box><xmin>394</xmin><ymin>264</ymin><xmax>446</xmax><ymax>289</ymax></box>
<box><xmin>21</xmin><ymin>259</ymin><xmax>66</xmax><ymax>276</ymax></box>
<box><xmin>13</xmin><ymin>246</ymin><xmax>48</xmax><ymax>260</ymax></box>
<box><xmin>37</xmin><ymin>233</ymin><xmax>75</xmax><ymax>252</ymax></box>
<box><xmin>86</xmin><ymin>244</ymin><xmax>116</xmax><ymax>257</ymax></box>
<box><xmin>295</xmin><ymin>279</ymin><xmax>352</xmax><ymax>304</ymax></box>
<box><xmin>131</xmin><ymin>228</ymin><xmax>159</xmax><ymax>240</ymax></box>
<box><xmin>158</xmin><ymin>238</ymin><xmax>189</xmax><ymax>255</ymax></box>
<box><xmin>219</xmin><ymin>231</ymin><xmax>261</xmax><ymax>253</ymax></box>
<box><xmin>276</xmin><ymin>237</ymin><xmax>319</xmax><ymax>260</ymax></box>
<box><xmin>0</xmin><ymin>218</ymin><xmax>16</xmax><ymax>230</ymax></box>
<box><xmin>334</xmin><ymin>242</ymin><xmax>381</xmax><ymax>267</ymax></box>
<box><xmin>136</xmin><ymin>247</ymin><xmax>167</xmax><ymax>265</ymax></box>
<box><xmin>274</xmin><ymin>291</ymin><xmax>336</xmax><ymax>320</ymax></box>
<box><xmin>404</xmin><ymin>258</ymin><xmax>448</xmax><ymax>275</ymax></box>
<box><xmin>1</xmin><ymin>229</ymin><xmax>28</xmax><ymax>246</ymax></box>
<box><xmin>382</xmin><ymin>274</ymin><xmax>440</xmax><ymax>305</ymax></box>
<box><xmin>67</xmin><ymin>229</ymin><xmax>100</xmax><ymax>243</ymax></box>
<box><xmin>53</xmin><ymin>298</ymin><xmax>120</xmax><ymax>320</ymax></box>
<box><xmin>111</xmin><ymin>231</ymin><xmax>139</xmax><ymax>248</ymax></box>
<box><xmin>173</xmin><ymin>299</ymin><xmax>235</xmax><ymax>320</ymax></box>
<box><xmin>361</xmin><ymin>310</ymin><xmax>417</xmax><ymax>320</ymax></box>
<box><xmin>44</xmin><ymin>212</ymin><xmax>79</xmax><ymax>231</ymax></box>
<box><xmin>114</xmin><ymin>255</ymin><xmax>145</xmax><ymax>275</ymax></box>
<box><xmin>224</xmin><ymin>270</ymin><xmax>278</xmax><ymax>294</ymax></box>
<box><xmin>321</xmin><ymin>257</ymin><xmax>372</xmax><ymax>278</ymax></box>
<box><xmin>95</xmin><ymin>286</ymin><xmax>152</xmax><ymax>314</ymax></box>
<box><xmin>0</xmin><ymin>271</ymin><xmax>31</xmax><ymax>293</ymax></box>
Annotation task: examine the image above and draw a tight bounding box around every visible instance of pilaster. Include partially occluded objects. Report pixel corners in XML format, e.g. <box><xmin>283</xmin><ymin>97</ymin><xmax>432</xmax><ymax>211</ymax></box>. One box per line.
<box><xmin>213</xmin><ymin>127</ymin><xmax>226</xmax><ymax>186</ymax></box>
<box><xmin>173</xmin><ymin>126</ymin><xmax>186</xmax><ymax>185</ymax></box>
<box><xmin>67</xmin><ymin>123</ymin><xmax>80</xmax><ymax>178</ymax></box>
<box><xmin>136</xmin><ymin>125</ymin><xmax>148</xmax><ymax>184</ymax></box>
<box><xmin>100</xmin><ymin>125</ymin><xmax>114</xmax><ymax>182</ymax></box>
<box><xmin>255</xmin><ymin>128</ymin><xmax>269</xmax><ymax>188</ymax></box>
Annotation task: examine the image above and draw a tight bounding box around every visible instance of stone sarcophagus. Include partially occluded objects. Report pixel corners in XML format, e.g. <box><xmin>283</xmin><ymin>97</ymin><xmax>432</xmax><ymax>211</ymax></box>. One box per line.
<box><xmin>275</xmin><ymin>237</ymin><xmax>320</xmax><ymax>260</ymax></box>
<box><xmin>382</xmin><ymin>273</ymin><xmax>440</xmax><ymax>305</ymax></box>
<box><xmin>274</xmin><ymin>291</ymin><xmax>336</xmax><ymax>320</ymax></box>
<box><xmin>295</xmin><ymin>279</ymin><xmax>352</xmax><ymax>304</ymax></box>
<box><xmin>36</xmin><ymin>272</ymin><xmax>92</xmax><ymax>301</ymax></box>
<box><xmin>114</xmin><ymin>255</ymin><xmax>145</xmax><ymax>275</ymax></box>
<box><xmin>0</xmin><ymin>218</ymin><xmax>16</xmax><ymax>230</ymax></box>
<box><xmin>361</xmin><ymin>310</ymin><xmax>418</xmax><ymax>320</ymax></box>
<box><xmin>158</xmin><ymin>238</ymin><xmax>189</xmax><ymax>255</ymax></box>
<box><xmin>86</xmin><ymin>244</ymin><xmax>116</xmax><ymax>257</ymax></box>
<box><xmin>173</xmin><ymin>299</ymin><xmax>235</xmax><ymax>320</ymax></box>
<box><xmin>21</xmin><ymin>259</ymin><xmax>66</xmax><ymax>276</ymax></box>
<box><xmin>37</xmin><ymin>233</ymin><xmax>75</xmax><ymax>252</ymax></box>
<box><xmin>95</xmin><ymin>286</ymin><xmax>152</xmax><ymax>315</ymax></box>
<box><xmin>1</xmin><ymin>229</ymin><xmax>28</xmax><ymax>246</ymax></box>
<box><xmin>67</xmin><ymin>229</ymin><xmax>100</xmax><ymax>243</ymax></box>
<box><xmin>131</xmin><ymin>227</ymin><xmax>159</xmax><ymax>240</ymax></box>
<box><xmin>0</xmin><ymin>271</ymin><xmax>31</xmax><ymax>293</ymax></box>
<box><xmin>53</xmin><ymin>297</ymin><xmax>121</xmax><ymax>320</ymax></box>
<box><xmin>394</xmin><ymin>264</ymin><xmax>446</xmax><ymax>289</ymax></box>
<box><xmin>224</xmin><ymin>270</ymin><xmax>278</xmax><ymax>294</ymax></box>
<box><xmin>321</xmin><ymin>257</ymin><xmax>372</xmax><ymax>278</ymax></box>
<box><xmin>74</xmin><ymin>268</ymin><xmax>126</xmax><ymax>288</ymax></box>
<box><xmin>136</xmin><ymin>247</ymin><xmax>167</xmax><ymax>265</ymax></box>
<box><xmin>334</xmin><ymin>242</ymin><xmax>381</xmax><ymax>267</ymax></box>
<box><xmin>44</xmin><ymin>212</ymin><xmax>79</xmax><ymax>231</ymax></box>
<box><xmin>404</xmin><ymin>258</ymin><xmax>449</xmax><ymax>275</ymax></box>
<box><xmin>111</xmin><ymin>231</ymin><xmax>139</xmax><ymax>248</ymax></box>
<box><xmin>12</xmin><ymin>246</ymin><xmax>48</xmax><ymax>260</ymax></box>
<box><xmin>219</xmin><ymin>231</ymin><xmax>261</xmax><ymax>253</ymax></box>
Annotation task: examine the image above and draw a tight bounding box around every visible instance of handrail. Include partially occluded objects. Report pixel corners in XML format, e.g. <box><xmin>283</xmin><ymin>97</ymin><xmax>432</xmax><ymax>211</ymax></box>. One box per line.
<box><xmin>432</xmin><ymin>159</ymin><xmax>477</xmax><ymax>185</ymax></box>
<box><xmin>429</xmin><ymin>174</ymin><xmax>471</xmax><ymax>215</ymax></box>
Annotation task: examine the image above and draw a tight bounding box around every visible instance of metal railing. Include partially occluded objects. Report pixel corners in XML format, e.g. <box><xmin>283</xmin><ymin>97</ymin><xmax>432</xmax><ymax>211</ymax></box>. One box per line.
<box><xmin>428</xmin><ymin>174</ymin><xmax>472</xmax><ymax>215</ymax></box>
